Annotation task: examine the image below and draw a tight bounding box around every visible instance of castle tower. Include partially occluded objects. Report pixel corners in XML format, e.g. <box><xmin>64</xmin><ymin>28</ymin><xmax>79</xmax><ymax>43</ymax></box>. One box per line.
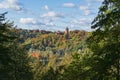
<box><xmin>65</xmin><ymin>27</ymin><xmax>69</xmax><ymax>39</ymax></box>
<box><xmin>65</xmin><ymin>27</ymin><xmax>69</xmax><ymax>35</ymax></box>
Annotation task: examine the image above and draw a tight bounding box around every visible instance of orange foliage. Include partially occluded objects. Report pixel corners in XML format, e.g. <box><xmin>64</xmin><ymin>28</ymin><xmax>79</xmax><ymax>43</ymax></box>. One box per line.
<box><xmin>32</xmin><ymin>52</ymin><xmax>39</xmax><ymax>59</ymax></box>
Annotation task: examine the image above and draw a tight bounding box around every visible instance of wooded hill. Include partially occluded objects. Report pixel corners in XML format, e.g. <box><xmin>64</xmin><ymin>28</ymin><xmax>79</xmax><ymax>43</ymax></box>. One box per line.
<box><xmin>14</xmin><ymin>28</ymin><xmax>88</xmax><ymax>66</ymax></box>
<box><xmin>1</xmin><ymin>0</ymin><xmax>120</xmax><ymax>79</ymax></box>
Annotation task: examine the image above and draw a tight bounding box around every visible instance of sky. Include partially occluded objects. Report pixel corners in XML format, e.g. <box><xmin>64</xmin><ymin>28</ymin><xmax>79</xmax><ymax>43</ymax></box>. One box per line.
<box><xmin>0</xmin><ymin>0</ymin><xmax>103</xmax><ymax>31</ymax></box>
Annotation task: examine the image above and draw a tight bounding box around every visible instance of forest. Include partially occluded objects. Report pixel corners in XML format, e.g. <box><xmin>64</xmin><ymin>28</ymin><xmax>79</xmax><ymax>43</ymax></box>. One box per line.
<box><xmin>0</xmin><ymin>0</ymin><xmax>120</xmax><ymax>80</ymax></box>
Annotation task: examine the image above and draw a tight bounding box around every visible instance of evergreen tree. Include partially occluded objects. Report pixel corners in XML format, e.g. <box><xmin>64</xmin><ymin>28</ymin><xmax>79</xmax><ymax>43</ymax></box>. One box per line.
<box><xmin>0</xmin><ymin>12</ymin><xmax>33</xmax><ymax>80</ymax></box>
<box><xmin>0</xmin><ymin>12</ymin><xmax>15</xmax><ymax>80</ymax></box>
<box><xmin>9</xmin><ymin>43</ymin><xmax>33</xmax><ymax>80</ymax></box>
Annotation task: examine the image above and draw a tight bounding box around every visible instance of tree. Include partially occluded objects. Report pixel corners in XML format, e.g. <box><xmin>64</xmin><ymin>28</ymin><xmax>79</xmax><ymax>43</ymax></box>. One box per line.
<box><xmin>41</xmin><ymin>67</ymin><xmax>60</xmax><ymax>80</ymax></box>
<box><xmin>0</xmin><ymin>12</ymin><xmax>33</xmax><ymax>80</ymax></box>
<box><xmin>61</xmin><ymin>0</ymin><xmax>120</xmax><ymax>80</ymax></box>
<box><xmin>0</xmin><ymin>12</ymin><xmax>15</xmax><ymax>80</ymax></box>
<box><xmin>62</xmin><ymin>47</ymin><xmax>92</xmax><ymax>80</ymax></box>
<box><xmin>86</xmin><ymin>0</ymin><xmax>120</xmax><ymax>79</ymax></box>
<box><xmin>31</xmin><ymin>59</ymin><xmax>44</xmax><ymax>80</ymax></box>
<box><xmin>9</xmin><ymin>43</ymin><xmax>33</xmax><ymax>80</ymax></box>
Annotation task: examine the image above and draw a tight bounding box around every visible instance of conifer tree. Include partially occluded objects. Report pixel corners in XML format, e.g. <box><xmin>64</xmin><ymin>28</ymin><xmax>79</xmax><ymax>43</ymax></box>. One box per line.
<box><xmin>0</xmin><ymin>12</ymin><xmax>33</xmax><ymax>80</ymax></box>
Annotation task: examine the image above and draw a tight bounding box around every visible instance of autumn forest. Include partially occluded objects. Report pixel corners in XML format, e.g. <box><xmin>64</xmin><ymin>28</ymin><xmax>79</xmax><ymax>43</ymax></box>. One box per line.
<box><xmin>0</xmin><ymin>0</ymin><xmax>120</xmax><ymax>80</ymax></box>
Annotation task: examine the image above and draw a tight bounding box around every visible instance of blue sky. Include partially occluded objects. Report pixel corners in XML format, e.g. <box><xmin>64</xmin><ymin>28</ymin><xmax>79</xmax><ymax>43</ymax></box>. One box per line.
<box><xmin>0</xmin><ymin>0</ymin><xmax>103</xmax><ymax>31</ymax></box>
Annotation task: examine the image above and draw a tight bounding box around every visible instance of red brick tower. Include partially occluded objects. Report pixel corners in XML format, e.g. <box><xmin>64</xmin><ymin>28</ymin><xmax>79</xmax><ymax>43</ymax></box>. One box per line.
<box><xmin>65</xmin><ymin>27</ymin><xmax>69</xmax><ymax>34</ymax></box>
<box><xmin>65</xmin><ymin>27</ymin><xmax>69</xmax><ymax>39</ymax></box>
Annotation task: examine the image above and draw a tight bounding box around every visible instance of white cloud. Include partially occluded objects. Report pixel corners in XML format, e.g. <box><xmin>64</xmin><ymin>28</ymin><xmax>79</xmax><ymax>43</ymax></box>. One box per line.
<box><xmin>71</xmin><ymin>18</ymin><xmax>92</xmax><ymax>26</ymax></box>
<box><xmin>46</xmin><ymin>22</ymin><xmax>55</xmax><ymax>26</ymax></box>
<box><xmin>19</xmin><ymin>18</ymin><xmax>37</xmax><ymax>25</ymax></box>
<box><xmin>40</xmin><ymin>11</ymin><xmax>64</xmax><ymax>18</ymax></box>
<box><xmin>63</xmin><ymin>3</ymin><xmax>75</xmax><ymax>8</ymax></box>
<box><xmin>19</xmin><ymin>18</ymin><xmax>55</xmax><ymax>27</ymax></box>
<box><xmin>7</xmin><ymin>0</ymin><xmax>17</xmax><ymax>3</ymax></box>
<box><xmin>79</xmin><ymin>6</ymin><xmax>88</xmax><ymax>10</ymax></box>
<box><xmin>67</xmin><ymin>18</ymin><xmax>93</xmax><ymax>31</ymax></box>
<box><xmin>87</xmin><ymin>0</ymin><xmax>103</xmax><ymax>2</ymax></box>
<box><xmin>79</xmin><ymin>6</ymin><xmax>91</xmax><ymax>15</ymax></box>
<box><xmin>84</xmin><ymin>10</ymin><xmax>91</xmax><ymax>15</ymax></box>
<box><xmin>42</xmin><ymin>5</ymin><xmax>49</xmax><ymax>10</ymax></box>
<box><xmin>0</xmin><ymin>0</ymin><xmax>23</xmax><ymax>11</ymax></box>
<box><xmin>43</xmin><ymin>19</ymin><xmax>55</xmax><ymax>26</ymax></box>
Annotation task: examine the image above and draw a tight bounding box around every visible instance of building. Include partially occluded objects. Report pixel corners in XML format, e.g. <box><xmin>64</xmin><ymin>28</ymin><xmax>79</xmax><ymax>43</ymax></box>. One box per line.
<box><xmin>65</xmin><ymin>27</ymin><xmax>69</xmax><ymax>39</ymax></box>
<box><xmin>65</xmin><ymin>27</ymin><xmax>69</xmax><ymax>35</ymax></box>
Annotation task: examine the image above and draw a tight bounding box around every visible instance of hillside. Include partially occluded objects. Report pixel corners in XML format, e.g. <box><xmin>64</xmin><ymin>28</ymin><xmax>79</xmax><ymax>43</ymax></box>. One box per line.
<box><xmin>13</xmin><ymin>28</ymin><xmax>88</xmax><ymax>66</ymax></box>
<box><xmin>1</xmin><ymin>0</ymin><xmax>120</xmax><ymax>79</ymax></box>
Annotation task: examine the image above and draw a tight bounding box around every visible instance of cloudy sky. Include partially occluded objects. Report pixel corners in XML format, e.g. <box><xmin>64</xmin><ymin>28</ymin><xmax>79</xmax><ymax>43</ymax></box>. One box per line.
<box><xmin>0</xmin><ymin>0</ymin><xmax>103</xmax><ymax>31</ymax></box>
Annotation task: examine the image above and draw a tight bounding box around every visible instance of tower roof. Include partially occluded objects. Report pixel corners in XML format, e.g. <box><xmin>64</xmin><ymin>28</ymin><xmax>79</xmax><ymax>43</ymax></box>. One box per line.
<box><xmin>66</xmin><ymin>27</ymin><xmax>69</xmax><ymax>30</ymax></box>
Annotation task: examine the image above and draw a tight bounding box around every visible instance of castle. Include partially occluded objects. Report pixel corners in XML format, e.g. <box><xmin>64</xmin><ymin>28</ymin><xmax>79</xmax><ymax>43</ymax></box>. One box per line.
<box><xmin>65</xmin><ymin>27</ymin><xmax>69</xmax><ymax>34</ymax></box>
<box><xmin>56</xmin><ymin>27</ymin><xmax>69</xmax><ymax>36</ymax></box>
<box><xmin>65</xmin><ymin>27</ymin><xmax>69</xmax><ymax>39</ymax></box>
